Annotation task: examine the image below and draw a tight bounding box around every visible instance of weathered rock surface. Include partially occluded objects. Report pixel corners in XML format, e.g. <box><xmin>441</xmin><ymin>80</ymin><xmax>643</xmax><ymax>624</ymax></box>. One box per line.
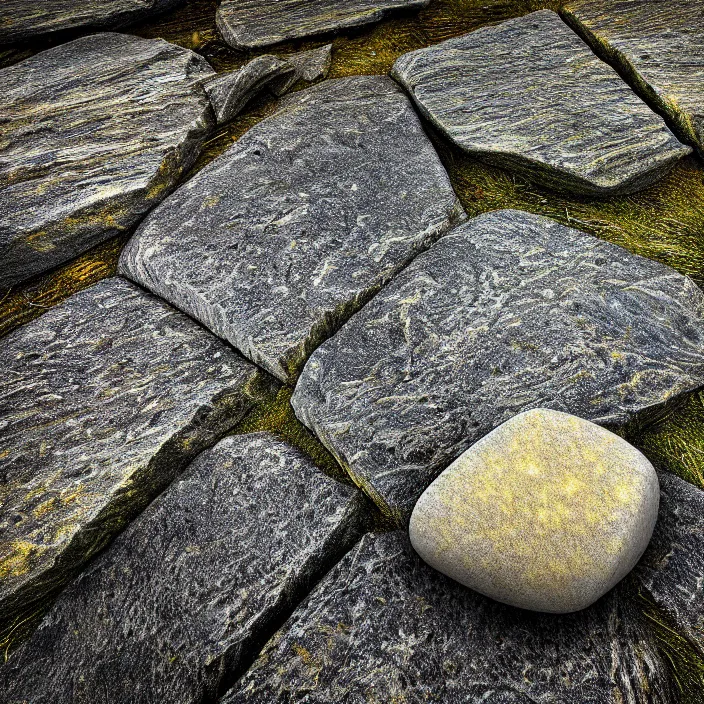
<box><xmin>224</xmin><ymin>532</ymin><xmax>674</xmax><ymax>703</ymax></box>
<box><xmin>563</xmin><ymin>0</ymin><xmax>704</xmax><ymax>156</ymax></box>
<box><xmin>0</xmin><ymin>33</ymin><xmax>216</xmax><ymax>289</ymax></box>
<box><xmin>0</xmin><ymin>277</ymin><xmax>272</xmax><ymax>635</ymax></box>
<box><xmin>0</xmin><ymin>433</ymin><xmax>367</xmax><ymax>703</ymax></box>
<box><xmin>272</xmin><ymin>44</ymin><xmax>333</xmax><ymax>96</ymax></box>
<box><xmin>216</xmin><ymin>0</ymin><xmax>431</xmax><ymax>50</ymax></box>
<box><xmin>0</xmin><ymin>0</ymin><xmax>185</xmax><ymax>43</ymax></box>
<box><xmin>119</xmin><ymin>76</ymin><xmax>464</xmax><ymax>383</ymax></box>
<box><xmin>391</xmin><ymin>10</ymin><xmax>689</xmax><ymax>196</ymax></box>
<box><xmin>292</xmin><ymin>209</ymin><xmax>704</xmax><ymax>526</ymax></box>
<box><xmin>411</xmin><ymin>409</ymin><xmax>660</xmax><ymax>613</ymax></box>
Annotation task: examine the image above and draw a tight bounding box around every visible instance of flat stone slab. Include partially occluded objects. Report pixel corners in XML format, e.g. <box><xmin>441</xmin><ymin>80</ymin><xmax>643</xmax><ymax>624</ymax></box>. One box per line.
<box><xmin>223</xmin><ymin>532</ymin><xmax>673</xmax><ymax>703</ymax></box>
<box><xmin>411</xmin><ymin>409</ymin><xmax>659</xmax><ymax>613</ymax></box>
<box><xmin>0</xmin><ymin>33</ymin><xmax>216</xmax><ymax>289</ymax></box>
<box><xmin>0</xmin><ymin>0</ymin><xmax>185</xmax><ymax>43</ymax></box>
<box><xmin>0</xmin><ymin>277</ymin><xmax>272</xmax><ymax>634</ymax></box>
<box><xmin>391</xmin><ymin>10</ymin><xmax>689</xmax><ymax>196</ymax></box>
<box><xmin>1</xmin><ymin>433</ymin><xmax>366</xmax><ymax>703</ymax></box>
<box><xmin>563</xmin><ymin>0</ymin><xmax>704</xmax><ymax>156</ymax></box>
<box><xmin>119</xmin><ymin>76</ymin><xmax>464</xmax><ymax>383</ymax></box>
<box><xmin>292</xmin><ymin>209</ymin><xmax>704</xmax><ymax>525</ymax></box>
<box><xmin>216</xmin><ymin>0</ymin><xmax>430</xmax><ymax>50</ymax></box>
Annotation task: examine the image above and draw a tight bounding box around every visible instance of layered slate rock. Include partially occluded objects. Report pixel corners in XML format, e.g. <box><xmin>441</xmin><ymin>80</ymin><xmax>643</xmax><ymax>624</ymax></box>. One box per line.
<box><xmin>563</xmin><ymin>0</ymin><xmax>704</xmax><ymax>156</ymax></box>
<box><xmin>391</xmin><ymin>10</ymin><xmax>689</xmax><ymax>196</ymax></box>
<box><xmin>0</xmin><ymin>33</ymin><xmax>216</xmax><ymax>289</ymax></box>
<box><xmin>0</xmin><ymin>278</ymin><xmax>272</xmax><ymax>635</ymax></box>
<box><xmin>224</xmin><ymin>532</ymin><xmax>673</xmax><ymax>703</ymax></box>
<box><xmin>272</xmin><ymin>44</ymin><xmax>333</xmax><ymax>96</ymax></box>
<box><xmin>216</xmin><ymin>0</ymin><xmax>430</xmax><ymax>50</ymax></box>
<box><xmin>292</xmin><ymin>210</ymin><xmax>704</xmax><ymax>525</ymax></box>
<box><xmin>0</xmin><ymin>0</ymin><xmax>185</xmax><ymax>43</ymax></box>
<box><xmin>120</xmin><ymin>76</ymin><xmax>464</xmax><ymax>383</ymax></box>
<box><xmin>1</xmin><ymin>434</ymin><xmax>367</xmax><ymax>704</ymax></box>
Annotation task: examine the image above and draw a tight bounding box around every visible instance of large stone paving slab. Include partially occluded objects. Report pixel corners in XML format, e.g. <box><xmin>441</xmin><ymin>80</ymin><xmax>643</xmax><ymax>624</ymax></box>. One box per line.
<box><xmin>0</xmin><ymin>33</ymin><xmax>216</xmax><ymax>289</ymax></box>
<box><xmin>0</xmin><ymin>433</ymin><xmax>367</xmax><ymax>704</ymax></box>
<box><xmin>391</xmin><ymin>10</ymin><xmax>689</xmax><ymax>196</ymax></box>
<box><xmin>292</xmin><ymin>209</ymin><xmax>704</xmax><ymax>525</ymax></box>
<box><xmin>223</xmin><ymin>532</ymin><xmax>674</xmax><ymax>703</ymax></box>
<box><xmin>119</xmin><ymin>76</ymin><xmax>464</xmax><ymax>383</ymax></box>
<box><xmin>0</xmin><ymin>277</ymin><xmax>273</xmax><ymax>636</ymax></box>
<box><xmin>216</xmin><ymin>0</ymin><xmax>430</xmax><ymax>50</ymax></box>
<box><xmin>563</xmin><ymin>0</ymin><xmax>704</xmax><ymax>157</ymax></box>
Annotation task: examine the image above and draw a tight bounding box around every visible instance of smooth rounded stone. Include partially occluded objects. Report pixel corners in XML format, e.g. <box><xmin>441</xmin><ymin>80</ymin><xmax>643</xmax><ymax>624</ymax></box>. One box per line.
<box><xmin>563</xmin><ymin>0</ymin><xmax>704</xmax><ymax>156</ymax></box>
<box><xmin>216</xmin><ymin>0</ymin><xmax>430</xmax><ymax>50</ymax></box>
<box><xmin>0</xmin><ymin>433</ymin><xmax>367</xmax><ymax>703</ymax></box>
<box><xmin>119</xmin><ymin>76</ymin><xmax>464</xmax><ymax>383</ymax></box>
<box><xmin>0</xmin><ymin>33</ymin><xmax>216</xmax><ymax>289</ymax></box>
<box><xmin>391</xmin><ymin>10</ymin><xmax>690</xmax><ymax>196</ymax></box>
<box><xmin>223</xmin><ymin>532</ymin><xmax>674</xmax><ymax>704</ymax></box>
<box><xmin>410</xmin><ymin>409</ymin><xmax>659</xmax><ymax>614</ymax></box>
<box><xmin>0</xmin><ymin>277</ymin><xmax>273</xmax><ymax>639</ymax></box>
<box><xmin>292</xmin><ymin>209</ymin><xmax>704</xmax><ymax>526</ymax></box>
<box><xmin>271</xmin><ymin>44</ymin><xmax>333</xmax><ymax>96</ymax></box>
<box><xmin>0</xmin><ymin>0</ymin><xmax>185</xmax><ymax>43</ymax></box>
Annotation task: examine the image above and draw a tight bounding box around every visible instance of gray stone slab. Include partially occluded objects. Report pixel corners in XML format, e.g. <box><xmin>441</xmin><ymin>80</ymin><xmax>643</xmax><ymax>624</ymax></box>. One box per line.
<box><xmin>223</xmin><ymin>531</ymin><xmax>674</xmax><ymax>704</ymax></box>
<box><xmin>0</xmin><ymin>33</ymin><xmax>216</xmax><ymax>289</ymax></box>
<box><xmin>272</xmin><ymin>44</ymin><xmax>333</xmax><ymax>96</ymax></box>
<box><xmin>216</xmin><ymin>0</ymin><xmax>430</xmax><ymax>50</ymax></box>
<box><xmin>292</xmin><ymin>209</ymin><xmax>704</xmax><ymax>526</ymax></box>
<box><xmin>119</xmin><ymin>76</ymin><xmax>464</xmax><ymax>383</ymax></box>
<box><xmin>0</xmin><ymin>433</ymin><xmax>367</xmax><ymax>704</ymax></box>
<box><xmin>0</xmin><ymin>277</ymin><xmax>273</xmax><ymax>636</ymax></box>
<box><xmin>0</xmin><ymin>0</ymin><xmax>185</xmax><ymax>43</ymax></box>
<box><xmin>391</xmin><ymin>10</ymin><xmax>689</xmax><ymax>196</ymax></box>
<box><xmin>563</xmin><ymin>0</ymin><xmax>704</xmax><ymax>157</ymax></box>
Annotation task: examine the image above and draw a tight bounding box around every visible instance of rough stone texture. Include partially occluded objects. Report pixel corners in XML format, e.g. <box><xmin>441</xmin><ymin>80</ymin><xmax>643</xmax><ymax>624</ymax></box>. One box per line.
<box><xmin>0</xmin><ymin>433</ymin><xmax>367</xmax><ymax>704</ymax></box>
<box><xmin>216</xmin><ymin>0</ymin><xmax>431</xmax><ymax>50</ymax></box>
<box><xmin>0</xmin><ymin>0</ymin><xmax>185</xmax><ymax>43</ymax></box>
<box><xmin>411</xmin><ymin>409</ymin><xmax>659</xmax><ymax>613</ymax></box>
<box><xmin>272</xmin><ymin>44</ymin><xmax>333</xmax><ymax>96</ymax></box>
<box><xmin>391</xmin><ymin>10</ymin><xmax>690</xmax><ymax>196</ymax></box>
<box><xmin>0</xmin><ymin>277</ymin><xmax>272</xmax><ymax>635</ymax></box>
<box><xmin>223</xmin><ymin>532</ymin><xmax>673</xmax><ymax>704</ymax></box>
<box><xmin>563</xmin><ymin>0</ymin><xmax>704</xmax><ymax>157</ymax></box>
<box><xmin>0</xmin><ymin>33</ymin><xmax>216</xmax><ymax>289</ymax></box>
<box><xmin>203</xmin><ymin>56</ymin><xmax>295</xmax><ymax>126</ymax></box>
<box><xmin>119</xmin><ymin>76</ymin><xmax>464</xmax><ymax>383</ymax></box>
<box><xmin>292</xmin><ymin>209</ymin><xmax>704</xmax><ymax>526</ymax></box>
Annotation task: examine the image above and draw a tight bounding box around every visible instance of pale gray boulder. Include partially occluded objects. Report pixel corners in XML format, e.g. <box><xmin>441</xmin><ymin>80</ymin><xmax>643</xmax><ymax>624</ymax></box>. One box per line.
<box><xmin>0</xmin><ymin>433</ymin><xmax>367</xmax><ymax>704</ymax></box>
<box><xmin>391</xmin><ymin>10</ymin><xmax>690</xmax><ymax>195</ymax></box>
<box><xmin>0</xmin><ymin>33</ymin><xmax>216</xmax><ymax>289</ymax></box>
<box><xmin>292</xmin><ymin>210</ymin><xmax>704</xmax><ymax>526</ymax></box>
<box><xmin>0</xmin><ymin>277</ymin><xmax>273</xmax><ymax>639</ymax></box>
<box><xmin>119</xmin><ymin>76</ymin><xmax>464</xmax><ymax>383</ymax></box>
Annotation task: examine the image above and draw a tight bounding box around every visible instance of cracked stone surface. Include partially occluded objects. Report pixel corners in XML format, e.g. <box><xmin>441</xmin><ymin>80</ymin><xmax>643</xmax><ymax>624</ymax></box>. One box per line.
<box><xmin>272</xmin><ymin>44</ymin><xmax>333</xmax><ymax>96</ymax></box>
<box><xmin>0</xmin><ymin>0</ymin><xmax>186</xmax><ymax>43</ymax></box>
<box><xmin>216</xmin><ymin>0</ymin><xmax>431</xmax><ymax>50</ymax></box>
<box><xmin>223</xmin><ymin>531</ymin><xmax>673</xmax><ymax>704</ymax></box>
<box><xmin>0</xmin><ymin>433</ymin><xmax>367</xmax><ymax>704</ymax></box>
<box><xmin>119</xmin><ymin>76</ymin><xmax>464</xmax><ymax>383</ymax></box>
<box><xmin>391</xmin><ymin>10</ymin><xmax>690</xmax><ymax>196</ymax></box>
<box><xmin>563</xmin><ymin>0</ymin><xmax>704</xmax><ymax>156</ymax></box>
<box><xmin>0</xmin><ymin>277</ymin><xmax>273</xmax><ymax>636</ymax></box>
<box><xmin>292</xmin><ymin>209</ymin><xmax>704</xmax><ymax>525</ymax></box>
<box><xmin>0</xmin><ymin>33</ymin><xmax>216</xmax><ymax>289</ymax></box>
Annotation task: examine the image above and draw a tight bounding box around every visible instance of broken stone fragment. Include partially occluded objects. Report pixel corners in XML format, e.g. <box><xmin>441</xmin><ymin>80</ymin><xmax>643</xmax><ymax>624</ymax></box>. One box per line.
<box><xmin>410</xmin><ymin>409</ymin><xmax>660</xmax><ymax>613</ymax></box>
<box><xmin>119</xmin><ymin>76</ymin><xmax>464</xmax><ymax>383</ymax></box>
<box><xmin>271</xmin><ymin>44</ymin><xmax>333</xmax><ymax>96</ymax></box>
<box><xmin>292</xmin><ymin>209</ymin><xmax>704</xmax><ymax>526</ymax></box>
<box><xmin>216</xmin><ymin>0</ymin><xmax>431</xmax><ymax>50</ymax></box>
<box><xmin>0</xmin><ymin>277</ymin><xmax>273</xmax><ymax>639</ymax></box>
<box><xmin>391</xmin><ymin>10</ymin><xmax>690</xmax><ymax>195</ymax></box>
<box><xmin>223</xmin><ymin>532</ymin><xmax>674</xmax><ymax>703</ymax></box>
<box><xmin>0</xmin><ymin>433</ymin><xmax>367</xmax><ymax>704</ymax></box>
<box><xmin>0</xmin><ymin>33</ymin><xmax>216</xmax><ymax>289</ymax></box>
<box><xmin>562</xmin><ymin>0</ymin><xmax>704</xmax><ymax>156</ymax></box>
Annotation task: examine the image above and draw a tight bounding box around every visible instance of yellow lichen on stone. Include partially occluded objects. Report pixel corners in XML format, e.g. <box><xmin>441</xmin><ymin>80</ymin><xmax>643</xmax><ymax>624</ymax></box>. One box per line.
<box><xmin>0</xmin><ymin>541</ymin><xmax>39</xmax><ymax>580</ymax></box>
